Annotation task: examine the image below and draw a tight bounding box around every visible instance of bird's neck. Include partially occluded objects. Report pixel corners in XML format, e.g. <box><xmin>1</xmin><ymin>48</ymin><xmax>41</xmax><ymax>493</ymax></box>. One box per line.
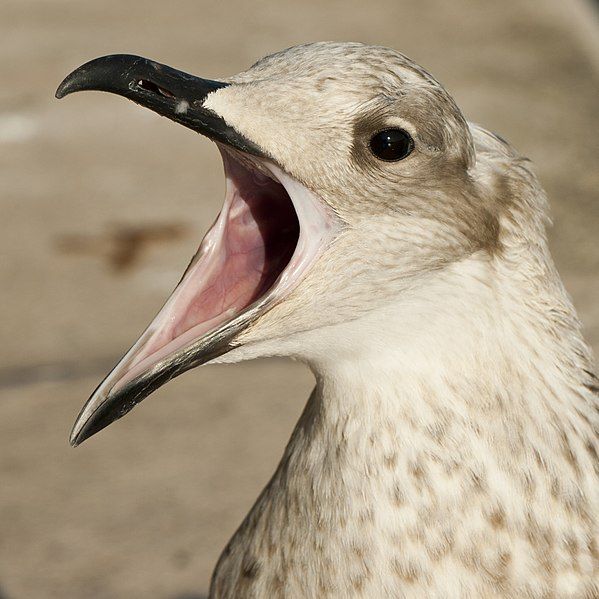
<box><xmin>212</xmin><ymin>254</ymin><xmax>598</xmax><ymax>597</ymax></box>
<box><xmin>302</xmin><ymin>252</ymin><xmax>596</xmax><ymax>479</ymax></box>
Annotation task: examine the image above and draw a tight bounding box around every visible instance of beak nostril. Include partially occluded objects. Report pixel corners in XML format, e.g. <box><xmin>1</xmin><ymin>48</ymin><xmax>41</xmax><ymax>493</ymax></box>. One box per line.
<box><xmin>136</xmin><ymin>79</ymin><xmax>175</xmax><ymax>98</ymax></box>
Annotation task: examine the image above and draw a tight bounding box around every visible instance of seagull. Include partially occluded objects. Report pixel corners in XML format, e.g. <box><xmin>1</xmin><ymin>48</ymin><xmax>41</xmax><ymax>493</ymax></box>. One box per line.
<box><xmin>56</xmin><ymin>42</ymin><xmax>598</xmax><ymax>598</ymax></box>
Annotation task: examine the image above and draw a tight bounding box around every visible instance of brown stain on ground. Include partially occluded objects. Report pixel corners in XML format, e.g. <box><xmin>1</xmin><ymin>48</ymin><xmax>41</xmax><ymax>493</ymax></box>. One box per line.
<box><xmin>55</xmin><ymin>222</ymin><xmax>190</xmax><ymax>272</ymax></box>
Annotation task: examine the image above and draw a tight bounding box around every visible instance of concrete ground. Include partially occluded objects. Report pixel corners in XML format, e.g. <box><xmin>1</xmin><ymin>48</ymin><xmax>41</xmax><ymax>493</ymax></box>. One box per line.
<box><xmin>1</xmin><ymin>0</ymin><xmax>598</xmax><ymax>597</ymax></box>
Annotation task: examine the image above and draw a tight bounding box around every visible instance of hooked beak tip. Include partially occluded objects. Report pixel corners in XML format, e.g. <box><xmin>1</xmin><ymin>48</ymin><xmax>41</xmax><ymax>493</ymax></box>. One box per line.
<box><xmin>55</xmin><ymin>68</ymin><xmax>86</xmax><ymax>99</ymax></box>
<box><xmin>55</xmin><ymin>84</ymin><xmax>68</xmax><ymax>100</ymax></box>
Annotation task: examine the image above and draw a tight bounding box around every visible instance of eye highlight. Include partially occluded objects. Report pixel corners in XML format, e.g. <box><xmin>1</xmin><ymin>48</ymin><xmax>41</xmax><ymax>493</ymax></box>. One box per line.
<box><xmin>369</xmin><ymin>129</ymin><xmax>413</xmax><ymax>161</ymax></box>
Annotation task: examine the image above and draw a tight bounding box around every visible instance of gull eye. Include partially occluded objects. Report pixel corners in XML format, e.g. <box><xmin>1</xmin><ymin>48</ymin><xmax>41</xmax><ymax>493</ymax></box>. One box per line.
<box><xmin>369</xmin><ymin>128</ymin><xmax>413</xmax><ymax>161</ymax></box>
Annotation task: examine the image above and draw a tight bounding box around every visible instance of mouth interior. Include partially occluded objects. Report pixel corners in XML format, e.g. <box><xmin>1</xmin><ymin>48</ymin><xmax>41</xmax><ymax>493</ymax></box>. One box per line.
<box><xmin>113</xmin><ymin>150</ymin><xmax>300</xmax><ymax>388</ymax></box>
<box><xmin>178</xmin><ymin>152</ymin><xmax>300</xmax><ymax>339</ymax></box>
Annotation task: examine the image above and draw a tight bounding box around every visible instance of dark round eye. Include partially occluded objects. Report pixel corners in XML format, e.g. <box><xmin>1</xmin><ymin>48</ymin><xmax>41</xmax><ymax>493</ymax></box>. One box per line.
<box><xmin>369</xmin><ymin>128</ymin><xmax>414</xmax><ymax>161</ymax></box>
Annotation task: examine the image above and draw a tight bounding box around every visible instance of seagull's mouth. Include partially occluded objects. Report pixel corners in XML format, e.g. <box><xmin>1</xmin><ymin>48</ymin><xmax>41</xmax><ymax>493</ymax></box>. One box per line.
<box><xmin>55</xmin><ymin>54</ymin><xmax>337</xmax><ymax>445</ymax></box>
<box><xmin>104</xmin><ymin>148</ymin><xmax>331</xmax><ymax>397</ymax></box>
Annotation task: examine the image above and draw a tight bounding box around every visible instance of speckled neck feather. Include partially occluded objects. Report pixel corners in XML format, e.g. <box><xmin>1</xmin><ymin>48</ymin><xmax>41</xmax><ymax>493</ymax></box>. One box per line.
<box><xmin>211</xmin><ymin>249</ymin><xmax>599</xmax><ymax>598</ymax></box>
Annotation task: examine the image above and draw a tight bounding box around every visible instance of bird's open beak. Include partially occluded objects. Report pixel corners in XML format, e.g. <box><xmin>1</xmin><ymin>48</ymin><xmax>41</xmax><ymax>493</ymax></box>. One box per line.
<box><xmin>57</xmin><ymin>55</ymin><xmax>335</xmax><ymax>446</ymax></box>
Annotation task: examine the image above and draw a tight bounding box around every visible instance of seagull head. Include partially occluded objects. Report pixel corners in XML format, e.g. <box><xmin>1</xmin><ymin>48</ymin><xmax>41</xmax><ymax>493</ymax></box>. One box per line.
<box><xmin>57</xmin><ymin>42</ymin><xmax>505</xmax><ymax>445</ymax></box>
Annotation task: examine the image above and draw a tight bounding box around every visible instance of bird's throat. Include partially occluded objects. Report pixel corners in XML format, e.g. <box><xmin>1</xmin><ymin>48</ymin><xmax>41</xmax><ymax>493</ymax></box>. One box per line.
<box><xmin>211</xmin><ymin>256</ymin><xmax>599</xmax><ymax>597</ymax></box>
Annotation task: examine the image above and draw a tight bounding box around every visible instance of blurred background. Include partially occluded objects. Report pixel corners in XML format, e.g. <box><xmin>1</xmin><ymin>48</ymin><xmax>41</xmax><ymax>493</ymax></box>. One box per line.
<box><xmin>1</xmin><ymin>0</ymin><xmax>598</xmax><ymax>597</ymax></box>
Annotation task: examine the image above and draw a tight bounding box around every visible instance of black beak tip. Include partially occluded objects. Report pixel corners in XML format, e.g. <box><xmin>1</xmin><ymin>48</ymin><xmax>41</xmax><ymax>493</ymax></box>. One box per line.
<box><xmin>55</xmin><ymin>66</ymin><xmax>91</xmax><ymax>100</ymax></box>
<box><xmin>55</xmin><ymin>79</ymin><xmax>70</xmax><ymax>100</ymax></box>
<box><xmin>69</xmin><ymin>417</ymin><xmax>109</xmax><ymax>448</ymax></box>
<box><xmin>68</xmin><ymin>380</ymin><xmax>147</xmax><ymax>448</ymax></box>
<box><xmin>69</xmin><ymin>422</ymin><xmax>94</xmax><ymax>447</ymax></box>
<box><xmin>55</xmin><ymin>61</ymin><xmax>94</xmax><ymax>100</ymax></box>
<box><xmin>54</xmin><ymin>54</ymin><xmax>142</xmax><ymax>101</ymax></box>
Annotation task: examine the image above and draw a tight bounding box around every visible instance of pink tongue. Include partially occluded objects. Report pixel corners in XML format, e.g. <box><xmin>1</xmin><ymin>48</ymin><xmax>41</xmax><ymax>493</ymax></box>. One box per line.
<box><xmin>115</xmin><ymin>164</ymin><xmax>298</xmax><ymax>388</ymax></box>
<box><xmin>174</xmin><ymin>172</ymin><xmax>297</xmax><ymax>338</ymax></box>
<box><xmin>173</xmin><ymin>191</ymin><xmax>268</xmax><ymax>338</ymax></box>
